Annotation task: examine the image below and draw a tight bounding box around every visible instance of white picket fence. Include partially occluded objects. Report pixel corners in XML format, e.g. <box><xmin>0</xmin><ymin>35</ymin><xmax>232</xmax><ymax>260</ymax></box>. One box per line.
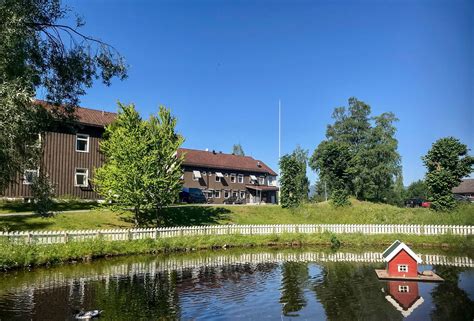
<box><xmin>0</xmin><ymin>224</ymin><xmax>472</xmax><ymax>245</ymax></box>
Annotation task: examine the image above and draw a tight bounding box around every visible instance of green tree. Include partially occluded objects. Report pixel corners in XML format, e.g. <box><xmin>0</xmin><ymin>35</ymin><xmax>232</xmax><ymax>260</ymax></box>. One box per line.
<box><xmin>0</xmin><ymin>0</ymin><xmax>127</xmax><ymax>191</ymax></box>
<box><xmin>422</xmin><ymin>137</ymin><xmax>474</xmax><ymax>211</ymax></box>
<box><xmin>291</xmin><ymin>145</ymin><xmax>310</xmax><ymax>201</ymax></box>
<box><xmin>310</xmin><ymin>141</ymin><xmax>352</xmax><ymax>206</ymax></box>
<box><xmin>94</xmin><ymin>103</ymin><xmax>184</xmax><ymax>226</ymax></box>
<box><xmin>405</xmin><ymin>179</ymin><xmax>429</xmax><ymax>199</ymax></box>
<box><xmin>311</xmin><ymin>97</ymin><xmax>401</xmax><ymax>203</ymax></box>
<box><xmin>280</xmin><ymin>154</ymin><xmax>305</xmax><ymax>208</ymax></box>
<box><xmin>232</xmin><ymin>143</ymin><xmax>245</xmax><ymax>156</ymax></box>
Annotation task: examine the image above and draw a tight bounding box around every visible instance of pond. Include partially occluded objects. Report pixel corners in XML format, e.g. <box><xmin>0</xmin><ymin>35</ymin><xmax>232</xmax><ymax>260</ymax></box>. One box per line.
<box><xmin>0</xmin><ymin>247</ymin><xmax>473</xmax><ymax>320</ymax></box>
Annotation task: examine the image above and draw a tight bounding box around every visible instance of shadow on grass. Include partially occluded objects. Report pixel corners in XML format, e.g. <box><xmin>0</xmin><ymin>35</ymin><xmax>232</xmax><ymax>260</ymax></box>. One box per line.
<box><xmin>0</xmin><ymin>200</ymin><xmax>97</xmax><ymax>214</ymax></box>
<box><xmin>0</xmin><ymin>215</ymin><xmax>54</xmax><ymax>231</ymax></box>
<box><xmin>119</xmin><ymin>206</ymin><xmax>232</xmax><ymax>227</ymax></box>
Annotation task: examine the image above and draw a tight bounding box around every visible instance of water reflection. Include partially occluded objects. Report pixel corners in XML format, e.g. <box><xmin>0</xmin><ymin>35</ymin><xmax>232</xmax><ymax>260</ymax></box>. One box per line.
<box><xmin>0</xmin><ymin>248</ymin><xmax>472</xmax><ymax>320</ymax></box>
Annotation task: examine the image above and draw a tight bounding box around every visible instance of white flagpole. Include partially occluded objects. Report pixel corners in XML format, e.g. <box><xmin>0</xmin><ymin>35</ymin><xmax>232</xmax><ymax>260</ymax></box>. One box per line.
<box><xmin>278</xmin><ymin>99</ymin><xmax>281</xmax><ymax>181</ymax></box>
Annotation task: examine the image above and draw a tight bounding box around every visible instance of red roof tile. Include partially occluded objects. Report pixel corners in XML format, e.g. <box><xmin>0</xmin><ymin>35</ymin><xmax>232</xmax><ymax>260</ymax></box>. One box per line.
<box><xmin>452</xmin><ymin>179</ymin><xmax>474</xmax><ymax>194</ymax></box>
<box><xmin>35</xmin><ymin>100</ymin><xmax>116</xmax><ymax>127</ymax></box>
<box><xmin>178</xmin><ymin>148</ymin><xmax>277</xmax><ymax>176</ymax></box>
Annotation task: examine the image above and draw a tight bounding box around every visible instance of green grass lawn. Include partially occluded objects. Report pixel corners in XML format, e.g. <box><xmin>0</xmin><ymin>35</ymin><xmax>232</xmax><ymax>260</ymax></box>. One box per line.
<box><xmin>0</xmin><ymin>199</ymin><xmax>472</xmax><ymax>231</ymax></box>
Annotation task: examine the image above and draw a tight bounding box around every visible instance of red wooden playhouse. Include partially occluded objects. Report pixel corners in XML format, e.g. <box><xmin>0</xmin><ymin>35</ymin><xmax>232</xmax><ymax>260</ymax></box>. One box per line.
<box><xmin>375</xmin><ymin>240</ymin><xmax>443</xmax><ymax>281</ymax></box>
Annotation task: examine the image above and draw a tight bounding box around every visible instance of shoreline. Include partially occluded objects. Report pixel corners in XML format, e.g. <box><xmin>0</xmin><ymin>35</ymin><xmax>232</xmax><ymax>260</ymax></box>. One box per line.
<box><xmin>1</xmin><ymin>233</ymin><xmax>472</xmax><ymax>272</ymax></box>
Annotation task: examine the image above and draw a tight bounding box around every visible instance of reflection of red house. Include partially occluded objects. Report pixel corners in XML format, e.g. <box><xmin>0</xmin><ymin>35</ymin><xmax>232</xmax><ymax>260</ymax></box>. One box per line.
<box><xmin>384</xmin><ymin>281</ymin><xmax>424</xmax><ymax>317</ymax></box>
<box><xmin>382</xmin><ymin>240</ymin><xmax>422</xmax><ymax>278</ymax></box>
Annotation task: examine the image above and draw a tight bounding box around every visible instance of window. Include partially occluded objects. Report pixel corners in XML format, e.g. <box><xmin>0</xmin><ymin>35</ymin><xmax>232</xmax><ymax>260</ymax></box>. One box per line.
<box><xmin>232</xmin><ymin>191</ymin><xmax>238</xmax><ymax>198</ymax></box>
<box><xmin>75</xmin><ymin>168</ymin><xmax>88</xmax><ymax>187</ymax></box>
<box><xmin>225</xmin><ymin>173</ymin><xmax>228</xmax><ymax>177</ymax></box>
<box><xmin>202</xmin><ymin>171</ymin><xmax>207</xmax><ymax>176</ymax></box>
<box><xmin>398</xmin><ymin>265</ymin><xmax>408</xmax><ymax>273</ymax></box>
<box><xmin>267</xmin><ymin>176</ymin><xmax>275</xmax><ymax>186</ymax></box>
<box><xmin>240</xmin><ymin>191</ymin><xmax>246</xmax><ymax>199</ymax></box>
<box><xmin>23</xmin><ymin>169</ymin><xmax>38</xmax><ymax>185</ymax></box>
<box><xmin>215</xmin><ymin>175</ymin><xmax>221</xmax><ymax>182</ymax></box>
<box><xmin>224</xmin><ymin>190</ymin><xmax>230</xmax><ymax>198</ymax></box>
<box><xmin>192</xmin><ymin>170</ymin><xmax>201</xmax><ymax>181</ymax></box>
<box><xmin>230</xmin><ymin>174</ymin><xmax>236</xmax><ymax>183</ymax></box>
<box><xmin>398</xmin><ymin>285</ymin><xmax>410</xmax><ymax>293</ymax></box>
<box><xmin>238</xmin><ymin>174</ymin><xmax>244</xmax><ymax>183</ymax></box>
<box><xmin>206</xmin><ymin>190</ymin><xmax>213</xmax><ymax>198</ymax></box>
<box><xmin>258</xmin><ymin>176</ymin><xmax>265</xmax><ymax>185</ymax></box>
<box><xmin>214</xmin><ymin>190</ymin><xmax>221</xmax><ymax>198</ymax></box>
<box><xmin>75</xmin><ymin>134</ymin><xmax>89</xmax><ymax>152</ymax></box>
<box><xmin>208</xmin><ymin>172</ymin><xmax>212</xmax><ymax>177</ymax></box>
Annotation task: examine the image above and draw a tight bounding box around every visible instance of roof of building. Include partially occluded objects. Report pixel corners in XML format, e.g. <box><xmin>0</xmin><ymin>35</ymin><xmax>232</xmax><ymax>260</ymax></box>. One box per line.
<box><xmin>35</xmin><ymin>100</ymin><xmax>117</xmax><ymax>127</ymax></box>
<box><xmin>382</xmin><ymin>240</ymin><xmax>422</xmax><ymax>264</ymax></box>
<box><xmin>178</xmin><ymin>148</ymin><xmax>277</xmax><ymax>176</ymax></box>
<box><xmin>452</xmin><ymin>178</ymin><xmax>474</xmax><ymax>194</ymax></box>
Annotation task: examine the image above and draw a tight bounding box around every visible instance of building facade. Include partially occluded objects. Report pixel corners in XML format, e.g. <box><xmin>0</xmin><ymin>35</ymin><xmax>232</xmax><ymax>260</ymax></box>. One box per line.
<box><xmin>1</xmin><ymin>102</ymin><xmax>116</xmax><ymax>200</ymax></box>
<box><xmin>179</xmin><ymin>148</ymin><xmax>278</xmax><ymax>204</ymax></box>
<box><xmin>2</xmin><ymin>103</ymin><xmax>279</xmax><ymax>204</ymax></box>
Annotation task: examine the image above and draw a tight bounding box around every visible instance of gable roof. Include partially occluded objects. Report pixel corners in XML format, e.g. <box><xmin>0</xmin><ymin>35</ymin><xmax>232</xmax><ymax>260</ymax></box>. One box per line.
<box><xmin>178</xmin><ymin>148</ymin><xmax>277</xmax><ymax>176</ymax></box>
<box><xmin>35</xmin><ymin>100</ymin><xmax>116</xmax><ymax>127</ymax></box>
<box><xmin>453</xmin><ymin>179</ymin><xmax>474</xmax><ymax>194</ymax></box>
<box><xmin>382</xmin><ymin>240</ymin><xmax>422</xmax><ymax>264</ymax></box>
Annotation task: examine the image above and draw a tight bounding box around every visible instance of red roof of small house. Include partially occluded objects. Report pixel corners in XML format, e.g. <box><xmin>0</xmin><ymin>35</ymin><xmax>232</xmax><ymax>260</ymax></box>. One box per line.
<box><xmin>35</xmin><ymin>100</ymin><xmax>117</xmax><ymax>127</ymax></box>
<box><xmin>382</xmin><ymin>240</ymin><xmax>422</xmax><ymax>264</ymax></box>
<box><xmin>178</xmin><ymin>148</ymin><xmax>277</xmax><ymax>176</ymax></box>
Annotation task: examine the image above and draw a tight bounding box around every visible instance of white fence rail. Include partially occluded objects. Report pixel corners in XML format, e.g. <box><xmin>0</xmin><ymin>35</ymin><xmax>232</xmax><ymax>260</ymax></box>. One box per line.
<box><xmin>0</xmin><ymin>224</ymin><xmax>472</xmax><ymax>245</ymax></box>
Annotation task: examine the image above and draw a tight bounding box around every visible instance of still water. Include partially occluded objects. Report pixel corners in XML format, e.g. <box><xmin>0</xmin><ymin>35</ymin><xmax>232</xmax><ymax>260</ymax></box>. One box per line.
<box><xmin>0</xmin><ymin>247</ymin><xmax>473</xmax><ymax>320</ymax></box>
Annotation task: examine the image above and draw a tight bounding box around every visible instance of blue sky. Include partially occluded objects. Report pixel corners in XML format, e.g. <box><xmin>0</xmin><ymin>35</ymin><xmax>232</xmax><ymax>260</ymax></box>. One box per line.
<box><xmin>54</xmin><ymin>0</ymin><xmax>473</xmax><ymax>185</ymax></box>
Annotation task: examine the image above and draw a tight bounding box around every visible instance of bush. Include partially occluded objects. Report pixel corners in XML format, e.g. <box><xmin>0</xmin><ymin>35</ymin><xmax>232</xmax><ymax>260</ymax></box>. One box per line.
<box><xmin>31</xmin><ymin>173</ymin><xmax>55</xmax><ymax>217</ymax></box>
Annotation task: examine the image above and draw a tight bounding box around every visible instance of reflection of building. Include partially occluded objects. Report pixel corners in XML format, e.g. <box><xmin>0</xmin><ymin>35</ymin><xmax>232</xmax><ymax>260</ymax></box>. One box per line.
<box><xmin>384</xmin><ymin>281</ymin><xmax>424</xmax><ymax>318</ymax></box>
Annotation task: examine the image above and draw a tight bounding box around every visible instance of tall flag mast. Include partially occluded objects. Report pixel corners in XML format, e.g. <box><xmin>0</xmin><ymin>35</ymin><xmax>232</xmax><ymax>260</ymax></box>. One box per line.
<box><xmin>278</xmin><ymin>99</ymin><xmax>281</xmax><ymax>181</ymax></box>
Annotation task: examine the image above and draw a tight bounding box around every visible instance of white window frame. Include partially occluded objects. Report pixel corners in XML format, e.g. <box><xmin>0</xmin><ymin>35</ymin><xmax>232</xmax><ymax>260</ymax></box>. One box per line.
<box><xmin>215</xmin><ymin>175</ymin><xmax>221</xmax><ymax>183</ymax></box>
<box><xmin>214</xmin><ymin>190</ymin><xmax>221</xmax><ymax>198</ymax></box>
<box><xmin>224</xmin><ymin>173</ymin><xmax>229</xmax><ymax>177</ymax></box>
<box><xmin>202</xmin><ymin>171</ymin><xmax>207</xmax><ymax>176</ymax></box>
<box><xmin>192</xmin><ymin>172</ymin><xmax>199</xmax><ymax>181</ymax></box>
<box><xmin>398</xmin><ymin>285</ymin><xmax>410</xmax><ymax>293</ymax></box>
<box><xmin>75</xmin><ymin>168</ymin><xmax>89</xmax><ymax>187</ymax></box>
<box><xmin>230</xmin><ymin>174</ymin><xmax>236</xmax><ymax>183</ymax></box>
<box><xmin>75</xmin><ymin>134</ymin><xmax>90</xmax><ymax>153</ymax></box>
<box><xmin>258</xmin><ymin>176</ymin><xmax>265</xmax><ymax>185</ymax></box>
<box><xmin>224</xmin><ymin>190</ymin><xmax>230</xmax><ymax>198</ymax></box>
<box><xmin>207</xmin><ymin>189</ymin><xmax>214</xmax><ymax>198</ymax></box>
<box><xmin>237</xmin><ymin>174</ymin><xmax>244</xmax><ymax>183</ymax></box>
<box><xmin>232</xmin><ymin>191</ymin><xmax>238</xmax><ymax>198</ymax></box>
<box><xmin>397</xmin><ymin>265</ymin><xmax>408</xmax><ymax>273</ymax></box>
<box><xmin>240</xmin><ymin>190</ymin><xmax>246</xmax><ymax>199</ymax></box>
<box><xmin>23</xmin><ymin>169</ymin><xmax>39</xmax><ymax>185</ymax></box>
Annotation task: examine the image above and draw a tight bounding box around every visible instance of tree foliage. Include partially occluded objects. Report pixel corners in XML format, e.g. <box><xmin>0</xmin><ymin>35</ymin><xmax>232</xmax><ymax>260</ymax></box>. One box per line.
<box><xmin>279</xmin><ymin>154</ymin><xmax>305</xmax><ymax>208</ymax></box>
<box><xmin>291</xmin><ymin>145</ymin><xmax>310</xmax><ymax>201</ymax></box>
<box><xmin>31</xmin><ymin>171</ymin><xmax>55</xmax><ymax>217</ymax></box>
<box><xmin>310</xmin><ymin>97</ymin><xmax>401</xmax><ymax>205</ymax></box>
<box><xmin>94</xmin><ymin>103</ymin><xmax>184</xmax><ymax>226</ymax></box>
<box><xmin>0</xmin><ymin>0</ymin><xmax>127</xmax><ymax>191</ymax></box>
<box><xmin>422</xmin><ymin>137</ymin><xmax>474</xmax><ymax>211</ymax></box>
<box><xmin>310</xmin><ymin>141</ymin><xmax>352</xmax><ymax>206</ymax></box>
<box><xmin>405</xmin><ymin>179</ymin><xmax>429</xmax><ymax>199</ymax></box>
<box><xmin>232</xmin><ymin>144</ymin><xmax>245</xmax><ymax>156</ymax></box>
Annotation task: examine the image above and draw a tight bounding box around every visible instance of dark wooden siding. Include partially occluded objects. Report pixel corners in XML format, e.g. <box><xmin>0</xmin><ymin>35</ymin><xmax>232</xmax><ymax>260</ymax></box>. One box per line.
<box><xmin>1</xmin><ymin>126</ymin><xmax>105</xmax><ymax>200</ymax></box>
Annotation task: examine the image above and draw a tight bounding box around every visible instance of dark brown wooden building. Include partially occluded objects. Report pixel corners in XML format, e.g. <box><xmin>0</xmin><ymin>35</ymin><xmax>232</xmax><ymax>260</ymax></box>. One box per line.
<box><xmin>1</xmin><ymin>103</ymin><xmax>116</xmax><ymax>200</ymax></box>
<box><xmin>2</xmin><ymin>103</ymin><xmax>279</xmax><ymax>203</ymax></box>
<box><xmin>178</xmin><ymin>148</ymin><xmax>279</xmax><ymax>204</ymax></box>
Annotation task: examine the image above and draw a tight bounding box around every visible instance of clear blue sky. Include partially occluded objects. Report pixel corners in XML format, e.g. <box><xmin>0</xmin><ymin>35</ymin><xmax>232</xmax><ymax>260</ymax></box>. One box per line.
<box><xmin>55</xmin><ymin>0</ymin><xmax>473</xmax><ymax>185</ymax></box>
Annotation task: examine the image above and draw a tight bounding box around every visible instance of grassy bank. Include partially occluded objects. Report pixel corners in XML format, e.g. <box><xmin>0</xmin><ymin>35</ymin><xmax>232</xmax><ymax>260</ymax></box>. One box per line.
<box><xmin>1</xmin><ymin>200</ymin><xmax>473</xmax><ymax>231</ymax></box>
<box><xmin>1</xmin><ymin>233</ymin><xmax>472</xmax><ymax>271</ymax></box>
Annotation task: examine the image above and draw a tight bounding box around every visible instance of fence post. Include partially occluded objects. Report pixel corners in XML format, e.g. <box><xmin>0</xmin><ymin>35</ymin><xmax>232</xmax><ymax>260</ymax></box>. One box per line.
<box><xmin>64</xmin><ymin>232</ymin><xmax>68</xmax><ymax>244</ymax></box>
